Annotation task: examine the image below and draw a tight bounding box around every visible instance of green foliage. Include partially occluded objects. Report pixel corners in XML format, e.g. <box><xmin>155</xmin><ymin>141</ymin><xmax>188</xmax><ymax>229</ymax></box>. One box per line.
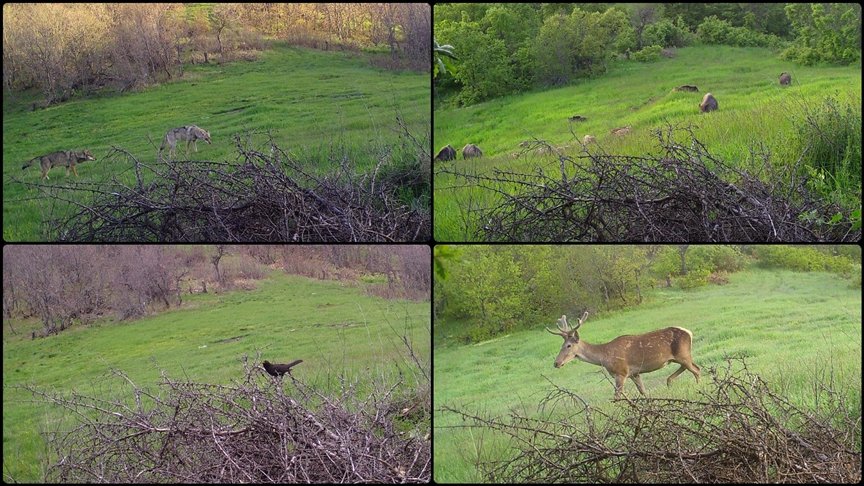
<box><xmin>481</xmin><ymin>4</ymin><xmax>542</xmax><ymax>52</ymax></box>
<box><xmin>793</xmin><ymin>95</ymin><xmax>862</xmax><ymax>208</ymax></box>
<box><xmin>662</xmin><ymin>3</ymin><xmax>791</xmax><ymax>38</ymax></box>
<box><xmin>531</xmin><ymin>14</ymin><xmax>578</xmax><ymax>86</ymax></box>
<box><xmin>632</xmin><ymin>44</ymin><xmax>663</xmax><ymax>62</ymax></box>
<box><xmin>532</xmin><ymin>8</ymin><xmax>633</xmax><ymax>86</ymax></box>
<box><xmin>652</xmin><ymin>246</ymin><xmax>745</xmax><ymax>281</ymax></box>
<box><xmin>641</xmin><ymin>17</ymin><xmax>691</xmax><ymax>48</ymax></box>
<box><xmin>752</xmin><ymin>246</ymin><xmax>857</xmax><ymax>274</ymax></box>
<box><xmin>677</xmin><ymin>268</ymin><xmax>711</xmax><ymax>288</ymax></box>
<box><xmin>439</xmin><ymin>246</ymin><xmax>751</xmax><ymax>343</ymax></box>
<box><xmin>433</xmin><ymin>38</ymin><xmax>457</xmax><ymax>79</ymax></box>
<box><xmin>783</xmin><ymin>3</ymin><xmax>861</xmax><ymax>65</ymax></box>
<box><xmin>696</xmin><ymin>15</ymin><xmax>782</xmax><ymax>47</ymax></box>
<box><xmin>687</xmin><ymin>245</ymin><xmax>746</xmax><ymax>278</ymax></box>
<box><xmin>447</xmin><ymin>23</ymin><xmax>516</xmax><ymax>105</ymax></box>
<box><xmin>436</xmin><ymin>4</ymin><xmax>634</xmax><ymax>103</ymax></box>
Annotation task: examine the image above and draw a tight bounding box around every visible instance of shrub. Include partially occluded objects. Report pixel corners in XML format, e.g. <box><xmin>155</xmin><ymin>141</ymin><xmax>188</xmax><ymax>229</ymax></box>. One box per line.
<box><xmin>696</xmin><ymin>16</ymin><xmax>731</xmax><ymax>44</ymax></box>
<box><xmin>642</xmin><ymin>18</ymin><xmax>690</xmax><ymax>48</ymax></box>
<box><xmin>696</xmin><ymin>16</ymin><xmax>781</xmax><ymax>47</ymax></box>
<box><xmin>678</xmin><ymin>268</ymin><xmax>711</xmax><ymax>289</ymax></box>
<box><xmin>632</xmin><ymin>45</ymin><xmax>663</xmax><ymax>62</ymax></box>
<box><xmin>783</xmin><ymin>3</ymin><xmax>861</xmax><ymax>66</ymax></box>
<box><xmin>700</xmin><ymin>246</ymin><xmax>746</xmax><ymax>273</ymax></box>
<box><xmin>752</xmin><ymin>246</ymin><xmax>856</xmax><ymax>274</ymax></box>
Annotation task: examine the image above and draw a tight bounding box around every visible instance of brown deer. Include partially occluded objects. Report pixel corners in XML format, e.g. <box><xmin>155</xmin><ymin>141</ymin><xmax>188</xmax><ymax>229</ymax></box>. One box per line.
<box><xmin>546</xmin><ymin>312</ymin><xmax>700</xmax><ymax>399</ymax></box>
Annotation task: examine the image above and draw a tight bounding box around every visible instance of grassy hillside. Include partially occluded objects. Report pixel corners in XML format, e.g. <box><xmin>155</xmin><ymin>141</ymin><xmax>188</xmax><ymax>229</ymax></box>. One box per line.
<box><xmin>3</xmin><ymin>43</ymin><xmax>430</xmax><ymax>241</ymax></box>
<box><xmin>2</xmin><ymin>271</ymin><xmax>430</xmax><ymax>482</ymax></box>
<box><xmin>433</xmin><ymin>268</ymin><xmax>861</xmax><ymax>482</ymax></box>
<box><xmin>433</xmin><ymin>46</ymin><xmax>861</xmax><ymax>240</ymax></box>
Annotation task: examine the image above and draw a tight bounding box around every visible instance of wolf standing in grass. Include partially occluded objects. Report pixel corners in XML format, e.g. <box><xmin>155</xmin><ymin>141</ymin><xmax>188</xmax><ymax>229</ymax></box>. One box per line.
<box><xmin>21</xmin><ymin>150</ymin><xmax>96</xmax><ymax>180</ymax></box>
<box><xmin>159</xmin><ymin>125</ymin><xmax>211</xmax><ymax>158</ymax></box>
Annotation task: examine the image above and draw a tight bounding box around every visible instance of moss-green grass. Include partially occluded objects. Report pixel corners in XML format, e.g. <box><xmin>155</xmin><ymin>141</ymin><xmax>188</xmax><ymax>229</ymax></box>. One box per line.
<box><xmin>433</xmin><ymin>46</ymin><xmax>862</xmax><ymax>241</ymax></box>
<box><xmin>3</xmin><ymin>42</ymin><xmax>430</xmax><ymax>241</ymax></box>
<box><xmin>3</xmin><ymin>271</ymin><xmax>430</xmax><ymax>482</ymax></box>
<box><xmin>433</xmin><ymin>268</ymin><xmax>861</xmax><ymax>482</ymax></box>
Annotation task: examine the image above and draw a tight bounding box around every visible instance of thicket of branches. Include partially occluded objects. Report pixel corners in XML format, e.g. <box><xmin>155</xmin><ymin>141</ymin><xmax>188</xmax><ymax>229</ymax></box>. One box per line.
<box><xmin>19</xmin><ymin>127</ymin><xmax>429</xmax><ymax>242</ymax></box>
<box><xmin>21</xmin><ymin>352</ymin><xmax>430</xmax><ymax>483</ymax></box>
<box><xmin>3</xmin><ymin>245</ymin><xmax>430</xmax><ymax>338</ymax></box>
<box><xmin>441</xmin><ymin>359</ymin><xmax>861</xmax><ymax>483</ymax></box>
<box><xmin>3</xmin><ymin>3</ymin><xmax>430</xmax><ymax>104</ymax></box>
<box><xmin>438</xmin><ymin>126</ymin><xmax>860</xmax><ymax>242</ymax></box>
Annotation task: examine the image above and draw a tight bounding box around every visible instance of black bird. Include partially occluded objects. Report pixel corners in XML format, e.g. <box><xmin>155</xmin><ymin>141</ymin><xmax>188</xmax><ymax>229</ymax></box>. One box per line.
<box><xmin>263</xmin><ymin>359</ymin><xmax>303</xmax><ymax>377</ymax></box>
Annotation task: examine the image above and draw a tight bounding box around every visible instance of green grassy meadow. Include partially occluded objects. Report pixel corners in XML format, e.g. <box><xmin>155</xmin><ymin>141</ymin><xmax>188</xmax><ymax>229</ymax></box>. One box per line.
<box><xmin>433</xmin><ymin>268</ymin><xmax>861</xmax><ymax>482</ymax></box>
<box><xmin>433</xmin><ymin>46</ymin><xmax>862</xmax><ymax>240</ymax></box>
<box><xmin>2</xmin><ymin>271</ymin><xmax>430</xmax><ymax>482</ymax></box>
<box><xmin>2</xmin><ymin>43</ymin><xmax>430</xmax><ymax>241</ymax></box>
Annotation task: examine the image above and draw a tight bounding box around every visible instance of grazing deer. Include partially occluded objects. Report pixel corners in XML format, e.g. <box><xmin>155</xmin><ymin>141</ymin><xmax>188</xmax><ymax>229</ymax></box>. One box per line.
<box><xmin>546</xmin><ymin>312</ymin><xmax>700</xmax><ymax>399</ymax></box>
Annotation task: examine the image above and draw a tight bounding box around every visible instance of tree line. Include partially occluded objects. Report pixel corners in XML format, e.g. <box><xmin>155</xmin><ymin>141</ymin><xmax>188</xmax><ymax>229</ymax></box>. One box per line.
<box><xmin>3</xmin><ymin>245</ymin><xmax>430</xmax><ymax>339</ymax></box>
<box><xmin>434</xmin><ymin>245</ymin><xmax>861</xmax><ymax>343</ymax></box>
<box><xmin>3</xmin><ymin>3</ymin><xmax>430</xmax><ymax>105</ymax></box>
<box><xmin>434</xmin><ymin>3</ymin><xmax>862</xmax><ymax>105</ymax></box>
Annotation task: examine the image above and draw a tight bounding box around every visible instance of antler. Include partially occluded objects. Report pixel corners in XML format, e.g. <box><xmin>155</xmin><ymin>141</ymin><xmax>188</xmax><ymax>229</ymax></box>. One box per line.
<box><xmin>577</xmin><ymin>311</ymin><xmax>588</xmax><ymax>328</ymax></box>
<box><xmin>546</xmin><ymin>314</ymin><xmax>572</xmax><ymax>337</ymax></box>
<box><xmin>545</xmin><ymin>312</ymin><xmax>589</xmax><ymax>337</ymax></box>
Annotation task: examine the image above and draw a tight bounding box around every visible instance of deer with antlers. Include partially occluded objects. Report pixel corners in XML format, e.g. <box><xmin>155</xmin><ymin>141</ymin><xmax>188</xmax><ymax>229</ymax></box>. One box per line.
<box><xmin>546</xmin><ymin>312</ymin><xmax>700</xmax><ymax>399</ymax></box>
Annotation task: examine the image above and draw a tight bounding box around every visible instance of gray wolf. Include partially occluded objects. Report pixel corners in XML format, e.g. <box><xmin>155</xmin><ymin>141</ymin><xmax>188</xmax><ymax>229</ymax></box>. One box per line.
<box><xmin>21</xmin><ymin>150</ymin><xmax>96</xmax><ymax>180</ymax></box>
<box><xmin>159</xmin><ymin>125</ymin><xmax>211</xmax><ymax>157</ymax></box>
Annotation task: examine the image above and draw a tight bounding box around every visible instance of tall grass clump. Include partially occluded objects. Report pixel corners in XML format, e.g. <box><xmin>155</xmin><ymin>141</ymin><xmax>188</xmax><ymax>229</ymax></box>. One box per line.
<box><xmin>794</xmin><ymin>95</ymin><xmax>862</xmax><ymax>204</ymax></box>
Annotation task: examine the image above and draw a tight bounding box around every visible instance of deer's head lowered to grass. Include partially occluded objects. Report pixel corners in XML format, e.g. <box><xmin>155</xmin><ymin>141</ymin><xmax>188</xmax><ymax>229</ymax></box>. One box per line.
<box><xmin>546</xmin><ymin>312</ymin><xmax>700</xmax><ymax>399</ymax></box>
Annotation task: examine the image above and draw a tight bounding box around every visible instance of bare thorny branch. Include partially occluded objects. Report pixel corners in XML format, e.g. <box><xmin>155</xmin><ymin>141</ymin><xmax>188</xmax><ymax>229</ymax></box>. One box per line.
<box><xmin>20</xmin><ymin>354</ymin><xmax>430</xmax><ymax>483</ymax></box>
<box><xmin>16</xmin><ymin>128</ymin><xmax>430</xmax><ymax>242</ymax></box>
<box><xmin>436</xmin><ymin>125</ymin><xmax>859</xmax><ymax>242</ymax></box>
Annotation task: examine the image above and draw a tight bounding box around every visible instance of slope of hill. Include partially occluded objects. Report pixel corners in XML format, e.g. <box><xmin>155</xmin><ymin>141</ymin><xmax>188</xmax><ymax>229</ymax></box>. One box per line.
<box><xmin>433</xmin><ymin>268</ymin><xmax>861</xmax><ymax>482</ymax></box>
<box><xmin>3</xmin><ymin>43</ymin><xmax>430</xmax><ymax>241</ymax></box>
<box><xmin>433</xmin><ymin>46</ymin><xmax>861</xmax><ymax>240</ymax></box>
<box><xmin>2</xmin><ymin>271</ymin><xmax>430</xmax><ymax>482</ymax></box>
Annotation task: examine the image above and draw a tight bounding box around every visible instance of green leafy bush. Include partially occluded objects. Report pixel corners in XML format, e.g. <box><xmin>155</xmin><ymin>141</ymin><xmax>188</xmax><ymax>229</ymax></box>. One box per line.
<box><xmin>752</xmin><ymin>246</ymin><xmax>856</xmax><ymax>274</ymax></box>
<box><xmin>632</xmin><ymin>45</ymin><xmax>663</xmax><ymax>62</ymax></box>
<box><xmin>678</xmin><ymin>268</ymin><xmax>711</xmax><ymax>289</ymax></box>
<box><xmin>642</xmin><ymin>18</ymin><xmax>691</xmax><ymax>48</ymax></box>
<box><xmin>696</xmin><ymin>15</ymin><xmax>782</xmax><ymax>47</ymax></box>
<box><xmin>782</xmin><ymin>3</ymin><xmax>861</xmax><ymax>66</ymax></box>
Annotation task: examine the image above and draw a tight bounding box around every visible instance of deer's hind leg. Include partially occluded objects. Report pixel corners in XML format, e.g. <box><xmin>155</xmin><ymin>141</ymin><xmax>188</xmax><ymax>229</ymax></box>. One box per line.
<box><xmin>667</xmin><ymin>360</ymin><xmax>700</xmax><ymax>386</ymax></box>
<box><xmin>667</xmin><ymin>365</ymin><xmax>688</xmax><ymax>386</ymax></box>
<box><xmin>632</xmin><ymin>374</ymin><xmax>647</xmax><ymax>396</ymax></box>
